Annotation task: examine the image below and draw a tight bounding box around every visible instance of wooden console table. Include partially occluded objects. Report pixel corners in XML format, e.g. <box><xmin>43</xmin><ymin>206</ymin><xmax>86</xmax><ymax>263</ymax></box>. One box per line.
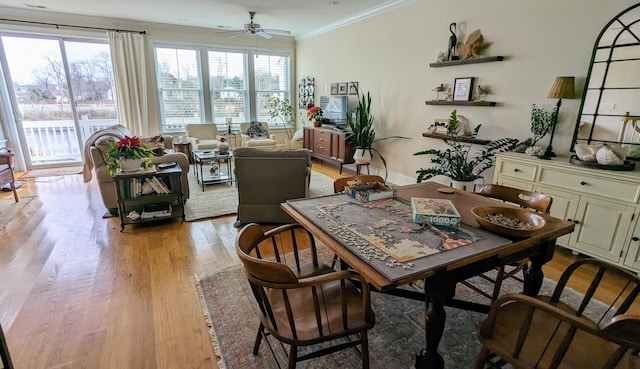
<box><xmin>303</xmin><ymin>126</ymin><xmax>354</xmax><ymax>172</ymax></box>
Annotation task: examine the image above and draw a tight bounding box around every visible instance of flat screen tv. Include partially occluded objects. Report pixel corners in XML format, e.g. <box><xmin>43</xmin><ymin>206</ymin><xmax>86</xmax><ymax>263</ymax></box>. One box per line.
<box><xmin>319</xmin><ymin>95</ymin><xmax>349</xmax><ymax>128</ymax></box>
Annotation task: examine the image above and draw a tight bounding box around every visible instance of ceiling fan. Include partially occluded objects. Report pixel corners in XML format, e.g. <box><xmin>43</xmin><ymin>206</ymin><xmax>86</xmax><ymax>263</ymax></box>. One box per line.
<box><xmin>228</xmin><ymin>11</ymin><xmax>291</xmax><ymax>39</ymax></box>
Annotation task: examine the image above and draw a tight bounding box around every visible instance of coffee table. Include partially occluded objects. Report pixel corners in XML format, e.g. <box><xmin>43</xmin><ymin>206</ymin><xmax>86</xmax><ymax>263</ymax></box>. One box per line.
<box><xmin>192</xmin><ymin>150</ymin><xmax>233</xmax><ymax>191</ymax></box>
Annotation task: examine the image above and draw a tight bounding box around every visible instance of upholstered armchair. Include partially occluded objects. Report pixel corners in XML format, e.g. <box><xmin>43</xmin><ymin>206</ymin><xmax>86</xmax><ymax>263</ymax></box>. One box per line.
<box><xmin>233</xmin><ymin>147</ymin><xmax>311</xmax><ymax>226</ymax></box>
<box><xmin>239</xmin><ymin>122</ymin><xmax>277</xmax><ymax>149</ymax></box>
<box><xmin>185</xmin><ymin>123</ymin><xmax>222</xmax><ymax>151</ymax></box>
<box><xmin>83</xmin><ymin>125</ymin><xmax>190</xmax><ymax>216</ymax></box>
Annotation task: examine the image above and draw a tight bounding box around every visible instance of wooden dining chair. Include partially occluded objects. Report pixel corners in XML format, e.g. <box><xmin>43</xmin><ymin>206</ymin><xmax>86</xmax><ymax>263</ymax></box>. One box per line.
<box><xmin>333</xmin><ymin>175</ymin><xmax>385</xmax><ymax>194</ymax></box>
<box><xmin>474</xmin><ymin>258</ymin><xmax>640</xmax><ymax>369</ymax></box>
<box><xmin>0</xmin><ymin>321</ymin><xmax>14</xmax><ymax>369</ymax></box>
<box><xmin>236</xmin><ymin>223</ymin><xmax>376</xmax><ymax>369</ymax></box>
<box><xmin>462</xmin><ymin>184</ymin><xmax>553</xmax><ymax>301</ymax></box>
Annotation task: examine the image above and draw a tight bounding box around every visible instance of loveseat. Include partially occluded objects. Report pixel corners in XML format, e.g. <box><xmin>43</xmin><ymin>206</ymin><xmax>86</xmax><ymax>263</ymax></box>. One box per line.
<box><xmin>233</xmin><ymin>147</ymin><xmax>311</xmax><ymax>226</ymax></box>
<box><xmin>83</xmin><ymin>125</ymin><xmax>190</xmax><ymax>216</ymax></box>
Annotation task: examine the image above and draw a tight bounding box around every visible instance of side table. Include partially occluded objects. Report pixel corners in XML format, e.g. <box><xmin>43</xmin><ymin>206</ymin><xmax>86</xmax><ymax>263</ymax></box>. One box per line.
<box><xmin>224</xmin><ymin>130</ymin><xmax>241</xmax><ymax>150</ymax></box>
<box><xmin>174</xmin><ymin>141</ymin><xmax>192</xmax><ymax>163</ymax></box>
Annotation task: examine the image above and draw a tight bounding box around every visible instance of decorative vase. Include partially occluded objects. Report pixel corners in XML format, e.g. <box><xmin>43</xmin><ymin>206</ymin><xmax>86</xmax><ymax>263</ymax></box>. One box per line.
<box><xmin>450</xmin><ymin>179</ymin><xmax>475</xmax><ymax>192</ymax></box>
<box><xmin>313</xmin><ymin>120</ymin><xmax>321</xmax><ymax>127</ymax></box>
<box><xmin>119</xmin><ymin>158</ymin><xmax>145</xmax><ymax>172</ymax></box>
<box><xmin>353</xmin><ymin>149</ymin><xmax>372</xmax><ymax>164</ymax></box>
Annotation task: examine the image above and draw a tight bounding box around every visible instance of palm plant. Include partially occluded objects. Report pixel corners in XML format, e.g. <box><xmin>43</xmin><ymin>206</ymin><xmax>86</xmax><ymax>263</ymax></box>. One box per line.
<box><xmin>414</xmin><ymin>112</ymin><xmax>518</xmax><ymax>182</ymax></box>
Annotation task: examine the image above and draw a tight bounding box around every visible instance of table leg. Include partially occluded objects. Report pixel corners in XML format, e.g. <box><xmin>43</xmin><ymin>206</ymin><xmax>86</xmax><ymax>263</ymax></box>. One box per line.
<box><xmin>415</xmin><ymin>278</ymin><xmax>455</xmax><ymax>369</ymax></box>
<box><xmin>524</xmin><ymin>240</ymin><xmax>555</xmax><ymax>296</ymax></box>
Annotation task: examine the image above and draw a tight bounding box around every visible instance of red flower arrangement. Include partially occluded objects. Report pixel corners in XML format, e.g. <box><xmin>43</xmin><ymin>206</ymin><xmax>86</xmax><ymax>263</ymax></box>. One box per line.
<box><xmin>105</xmin><ymin>135</ymin><xmax>155</xmax><ymax>174</ymax></box>
<box><xmin>307</xmin><ymin>106</ymin><xmax>323</xmax><ymax>121</ymax></box>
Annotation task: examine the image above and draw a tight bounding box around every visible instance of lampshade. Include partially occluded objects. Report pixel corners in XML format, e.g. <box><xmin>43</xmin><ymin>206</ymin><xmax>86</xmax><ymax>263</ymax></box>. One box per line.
<box><xmin>547</xmin><ymin>76</ymin><xmax>575</xmax><ymax>99</ymax></box>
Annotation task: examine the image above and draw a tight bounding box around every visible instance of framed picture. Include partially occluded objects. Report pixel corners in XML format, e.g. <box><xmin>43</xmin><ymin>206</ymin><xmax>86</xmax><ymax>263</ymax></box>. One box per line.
<box><xmin>330</xmin><ymin>83</ymin><xmax>338</xmax><ymax>95</ymax></box>
<box><xmin>348</xmin><ymin>81</ymin><xmax>359</xmax><ymax>95</ymax></box>
<box><xmin>338</xmin><ymin>82</ymin><xmax>348</xmax><ymax>95</ymax></box>
<box><xmin>453</xmin><ymin>77</ymin><xmax>475</xmax><ymax>101</ymax></box>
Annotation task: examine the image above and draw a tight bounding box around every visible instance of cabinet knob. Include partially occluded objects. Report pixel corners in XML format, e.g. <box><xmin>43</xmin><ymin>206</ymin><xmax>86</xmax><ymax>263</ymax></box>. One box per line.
<box><xmin>633</xmin><ymin>237</ymin><xmax>640</xmax><ymax>242</ymax></box>
<box><xmin>513</xmin><ymin>168</ymin><xmax>520</xmax><ymax>172</ymax></box>
<box><xmin>580</xmin><ymin>181</ymin><xmax>588</xmax><ymax>186</ymax></box>
<box><xmin>573</xmin><ymin>220</ymin><xmax>580</xmax><ymax>224</ymax></box>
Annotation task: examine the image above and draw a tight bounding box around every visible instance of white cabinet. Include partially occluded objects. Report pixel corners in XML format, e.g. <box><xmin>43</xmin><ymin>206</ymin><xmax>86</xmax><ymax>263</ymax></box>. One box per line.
<box><xmin>494</xmin><ymin>153</ymin><xmax>640</xmax><ymax>272</ymax></box>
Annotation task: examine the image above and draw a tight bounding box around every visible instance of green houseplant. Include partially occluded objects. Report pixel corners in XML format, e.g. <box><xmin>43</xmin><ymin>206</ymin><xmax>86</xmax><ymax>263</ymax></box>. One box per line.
<box><xmin>346</xmin><ymin>86</ymin><xmax>406</xmax><ymax>178</ymax></box>
<box><xmin>264</xmin><ymin>96</ymin><xmax>294</xmax><ymax>140</ymax></box>
<box><xmin>105</xmin><ymin>135</ymin><xmax>155</xmax><ymax>175</ymax></box>
<box><xmin>414</xmin><ymin>110</ymin><xmax>518</xmax><ymax>185</ymax></box>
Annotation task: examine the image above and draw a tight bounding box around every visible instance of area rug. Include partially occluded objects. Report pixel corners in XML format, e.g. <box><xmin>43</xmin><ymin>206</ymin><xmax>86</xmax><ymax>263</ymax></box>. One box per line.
<box><xmin>184</xmin><ymin>168</ymin><xmax>336</xmax><ymax>222</ymax></box>
<box><xmin>0</xmin><ymin>197</ymin><xmax>33</xmax><ymax>230</ymax></box>
<box><xmin>196</xmin><ymin>259</ymin><xmax>564</xmax><ymax>369</ymax></box>
<box><xmin>20</xmin><ymin>166</ymin><xmax>83</xmax><ymax>178</ymax></box>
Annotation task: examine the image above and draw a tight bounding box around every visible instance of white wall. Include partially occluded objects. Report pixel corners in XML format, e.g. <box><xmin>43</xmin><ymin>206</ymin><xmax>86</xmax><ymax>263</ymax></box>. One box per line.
<box><xmin>295</xmin><ymin>0</ymin><xmax>639</xmax><ymax>185</ymax></box>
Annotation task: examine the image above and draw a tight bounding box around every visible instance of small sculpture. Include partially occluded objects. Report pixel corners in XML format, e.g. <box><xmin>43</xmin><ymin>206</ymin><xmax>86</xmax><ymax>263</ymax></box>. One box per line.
<box><xmin>596</xmin><ymin>144</ymin><xmax>625</xmax><ymax>166</ymax></box>
<box><xmin>457</xmin><ymin>29</ymin><xmax>492</xmax><ymax>59</ymax></box>
<box><xmin>217</xmin><ymin>137</ymin><xmax>230</xmax><ymax>155</ymax></box>
<box><xmin>475</xmin><ymin>85</ymin><xmax>491</xmax><ymax>101</ymax></box>
<box><xmin>127</xmin><ymin>211</ymin><xmax>141</xmax><ymax>220</ymax></box>
<box><xmin>444</xmin><ymin>86</ymin><xmax>453</xmax><ymax>101</ymax></box>
<box><xmin>447</xmin><ymin>23</ymin><xmax>458</xmax><ymax>61</ymax></box>
<box><xmin>574</xmin><ymin>143</ymin><xmax>597</xmax><ymax>162</ymax></box>
<box><xmin>210</xmin><ymin>162</ymin><xmax>219</xmax><ymax>174</ymax></box>
<box><xmin>525</xmin><ymin>146</ymin><xmax>544</xmax><ymax>157</ymax></box>
<box><xmin>436</xmin><ymin>51</ymin><xmax>447</xmax><ymax>63</ymax></box>
<box><xmin>432</xmin><ymin>83</ymin><xmax>447</xmax><ymax>100</ymax></box>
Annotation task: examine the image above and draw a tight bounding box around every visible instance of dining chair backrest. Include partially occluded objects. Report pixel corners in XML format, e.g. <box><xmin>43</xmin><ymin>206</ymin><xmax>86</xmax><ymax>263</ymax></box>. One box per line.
<box><xmin>333</xmin><ymin>175</ymin><xmax>385</xmax><ymax>193</ymax></box>
<box><xmin>479</xmin><ymin>184</ymin><xmax>552</xmax><ymax>213</ymax></box>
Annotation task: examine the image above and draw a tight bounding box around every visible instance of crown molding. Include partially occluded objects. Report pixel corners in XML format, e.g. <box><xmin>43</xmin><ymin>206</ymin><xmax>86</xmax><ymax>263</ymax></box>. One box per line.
<box><xmin>295</xmin><ymin>0</ymin><xmax>415</xmax><ymax>41</ymax></box>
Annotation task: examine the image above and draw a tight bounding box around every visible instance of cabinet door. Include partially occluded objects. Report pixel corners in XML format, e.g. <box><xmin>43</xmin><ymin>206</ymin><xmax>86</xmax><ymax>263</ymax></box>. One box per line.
<box><xmin>535</xmin><ymin>185</ymin><xmax>580</xmax><ymax>247</ymax></box>
<box><xmin>570</xmin><ymin>196</ymin><xmax>636</xmax><ymax>262</ymax></box>
<box><xmin>623</xmin><ymin>219</ymin><xmax>640</xmax><ymax>271</ymax></box>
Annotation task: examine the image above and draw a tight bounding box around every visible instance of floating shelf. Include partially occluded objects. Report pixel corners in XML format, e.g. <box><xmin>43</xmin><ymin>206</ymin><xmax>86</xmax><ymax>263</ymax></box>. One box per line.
<box><xmin>422</xmin><ymin>133</ymin><xmax>491</xmax><ymax>145</ymax></box>
<box><xmin>425</xmin><ymin>100</ymin><xmax>497</xmax><ymax>107</ymax></box>
<box><xmin>429</xmin><ymin>56</ymin><xmax>505</xmax><ymax>68</ymax></box>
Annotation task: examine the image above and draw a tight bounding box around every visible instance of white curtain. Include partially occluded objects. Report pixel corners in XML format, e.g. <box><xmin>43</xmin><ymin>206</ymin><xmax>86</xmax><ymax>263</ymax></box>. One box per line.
<box><xmin>107</xmin><ymin>31</ymin><xmax>148</xmax><ymax>136</ymax></box>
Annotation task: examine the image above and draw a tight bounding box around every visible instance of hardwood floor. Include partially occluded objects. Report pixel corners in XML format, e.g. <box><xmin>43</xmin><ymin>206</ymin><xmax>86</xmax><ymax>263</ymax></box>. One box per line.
<box><xmin>0</xmin><ymin>162</ymin><xmax>631</xmax><ymax>369</ymax></box>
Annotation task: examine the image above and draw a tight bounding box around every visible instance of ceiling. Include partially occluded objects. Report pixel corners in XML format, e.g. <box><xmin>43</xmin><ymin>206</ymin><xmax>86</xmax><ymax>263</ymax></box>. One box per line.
<box><xmin>0</xmin><ymin>0</ymin><xmax>411</xmax><ymax>39</ymax></box>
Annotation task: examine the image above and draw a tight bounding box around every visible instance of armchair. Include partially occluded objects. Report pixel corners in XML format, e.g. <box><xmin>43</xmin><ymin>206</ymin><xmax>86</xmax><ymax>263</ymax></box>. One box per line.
<box><xmin>0</xmin><ymin>149</ymin><xmax>18</xmax><ymax>202</ymax></box>
<box><xmin>185</xmin><ymin>123</ymin><xmax>222</xmax><ymax>150</ymax></box>
<box><xmin>233</xmin><ymin>147</ymin><xmax>311</xmax><ymax>226</ymax></box>
<box><xmin>240</xmin><ymin>122</ymin><xmax>277</xmax><ymax>149</ymax></box>
<box><xmin>83</xmin><ymin>125</ymin><xmax>190</xmax><ymax>216</ymax></box>
<box><xmin>236</xmin><ymin>223</ymin><xmax>375</xmax><ymax>369</ymax></box>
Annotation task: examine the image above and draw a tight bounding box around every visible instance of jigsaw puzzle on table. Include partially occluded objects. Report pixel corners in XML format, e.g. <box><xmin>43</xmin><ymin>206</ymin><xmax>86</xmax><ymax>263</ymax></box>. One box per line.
<box><xmin>287</xmin><ymin>194</ymin><xmax>512</xmax><ymax>281</ymax></box>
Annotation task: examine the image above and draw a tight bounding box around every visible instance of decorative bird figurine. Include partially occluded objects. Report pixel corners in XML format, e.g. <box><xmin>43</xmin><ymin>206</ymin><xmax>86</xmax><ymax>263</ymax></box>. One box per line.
<box><xmin>475</xmin><ymin>84</ymin><xmax>491</xmax><ymax>101</ymax></box>
<box><xmin>432</xmin><ymin>83</ymin><xmax>447</xmax><ymax>101</ymax></box>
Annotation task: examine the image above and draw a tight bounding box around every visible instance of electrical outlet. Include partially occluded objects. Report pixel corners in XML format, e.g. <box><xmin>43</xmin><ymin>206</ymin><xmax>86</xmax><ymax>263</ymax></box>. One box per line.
<box><xmin>600</xmin><ymin>102</ymin><xmax>615</xmax><ymax>110</ymax></box>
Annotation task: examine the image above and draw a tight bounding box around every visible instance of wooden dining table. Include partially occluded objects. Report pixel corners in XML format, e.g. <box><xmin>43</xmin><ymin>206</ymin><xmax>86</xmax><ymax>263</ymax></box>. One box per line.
<box><xmin>281</xmin><ymin>181</ymin><xmax>575</xmax><ymax>369</ymax></box>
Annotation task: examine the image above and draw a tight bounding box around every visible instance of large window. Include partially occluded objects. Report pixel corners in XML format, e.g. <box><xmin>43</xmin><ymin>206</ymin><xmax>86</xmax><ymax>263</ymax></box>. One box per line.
<box><xmin>154</xmin><ymin>44</ymin><xmax>290</xmax><ymax>133</ymax></box>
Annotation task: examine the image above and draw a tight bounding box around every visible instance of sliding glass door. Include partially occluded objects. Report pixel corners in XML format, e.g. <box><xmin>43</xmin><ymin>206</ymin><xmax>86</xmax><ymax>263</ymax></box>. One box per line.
<box><xmin>0</xmin><ymin>35</ymin><xmax>116</xmax><ymax>167</ymax></box>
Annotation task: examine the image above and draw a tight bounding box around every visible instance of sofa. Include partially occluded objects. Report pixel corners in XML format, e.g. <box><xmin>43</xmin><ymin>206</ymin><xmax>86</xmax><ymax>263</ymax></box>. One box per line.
<box><xmin>233</xmin><ymin>147</ymin><xmax>311</xmax><ymax>226</ymax></box>
<box><xmin>83</xmin><ymin>125</ymin><xmax>190</xmax><ymax>215</ymax></box>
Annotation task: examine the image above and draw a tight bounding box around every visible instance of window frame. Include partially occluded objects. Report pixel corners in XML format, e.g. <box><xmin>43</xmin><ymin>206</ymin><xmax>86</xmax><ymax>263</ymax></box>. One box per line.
<box><xmin>152</xmin><ymin>41</ymin><xmax>293</xmax><ymax>133</ymax></box>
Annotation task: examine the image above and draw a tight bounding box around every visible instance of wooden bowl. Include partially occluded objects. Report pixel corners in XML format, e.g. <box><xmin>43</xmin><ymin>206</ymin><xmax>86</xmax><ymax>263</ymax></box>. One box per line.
<box><xmin>471</xmin><ymin>206</ymin><xmax>546</xmax><ymax>238</ymax></box>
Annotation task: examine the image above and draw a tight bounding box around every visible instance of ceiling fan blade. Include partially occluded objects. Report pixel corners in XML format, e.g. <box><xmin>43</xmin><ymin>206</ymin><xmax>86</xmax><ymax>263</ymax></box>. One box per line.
<box><xmin>228</xmin><ymin>31</ymin><xmax>246</xmax><ymax>39</ymax></box>
<box><xmin>261</xmin><ymin>28</ymin><xmax>291</xmax><ymax>35</ymax></box>
<box><xmin>256</xmin><ymin>31</ymin><xmax>272</xmax><ymax>39</ymax></box>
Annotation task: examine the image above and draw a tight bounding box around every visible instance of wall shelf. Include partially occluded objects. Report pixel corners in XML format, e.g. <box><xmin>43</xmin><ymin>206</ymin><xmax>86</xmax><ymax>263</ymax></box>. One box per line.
<box><xmin>425</xmin><ymin>100</ymin><xmax>497</xmax><ymax>107</ymax></box>
<box><xmin>429</xmin><ymin>56</ymin><xmax>504</xmax><ymax>68</ymax></box>
<box><xmin>422</xmin><ymin>133</ymin><xmax>490</xmax><ymax>145</ymax></box>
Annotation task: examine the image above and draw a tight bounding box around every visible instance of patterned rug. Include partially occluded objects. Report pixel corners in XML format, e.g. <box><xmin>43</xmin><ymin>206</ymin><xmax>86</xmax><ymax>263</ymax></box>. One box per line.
<box><xmin>0</xmin><ymin>197</ymin><xmax>34</xmax><ymax>230</ymax></box>
<box><xmin>20</xmin><ymin>166</ymin><xmax>83</xmax><ymax>178</ymax></box>
<box><xmin>196</xmin><ymin>254</ymin><xmax>561</xmax><ymax>369</ymax></box>
<box><xmin>184</xmin><ymin>168</ymin><xmax>336</xmax><ymax>222</ymax></box>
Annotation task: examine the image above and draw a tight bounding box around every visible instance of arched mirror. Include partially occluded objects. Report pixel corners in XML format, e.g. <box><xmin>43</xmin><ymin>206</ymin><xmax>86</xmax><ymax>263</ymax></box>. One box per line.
<box><xmin>571</xmin><ymin>3</ymin><xmax>640</xmax><ymax>156</ymax></box>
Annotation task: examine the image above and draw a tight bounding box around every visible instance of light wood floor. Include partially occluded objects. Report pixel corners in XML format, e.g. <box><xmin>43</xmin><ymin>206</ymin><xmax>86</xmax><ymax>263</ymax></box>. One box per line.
<box><xmin>0</xmin><ymin>162</ymin><xmax>626</xmax><ymax>369</ymax></box>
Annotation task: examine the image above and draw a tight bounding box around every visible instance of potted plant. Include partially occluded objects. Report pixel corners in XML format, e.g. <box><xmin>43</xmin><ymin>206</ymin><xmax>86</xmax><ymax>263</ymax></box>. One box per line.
<box><xmin>515</xmin><ymin>104</ymin><xmax>558</xmax><ymax>154</ymax></box>
<box><xmin>346</xmin><ymin>86</ymin><xmax>406</xmax><ymax>178</ymax></box>
<box><xmin>265</xmin><ymin>96</ymin><xmax>295</xmax><ymax>144</ymax></box>
<box><xmin>414</xmin><ymin>110</ymin><xmax>518</xmax><ymax>190</ymax></box>
<box><xmin>104</xmin><ymin>135</ymin><xmax>155</xmax><ymax>175</ymax></box>
<box><xmin>307</xmin><ymin>106</ymin><xmax>322</xmax><ymax>127</ymax></box>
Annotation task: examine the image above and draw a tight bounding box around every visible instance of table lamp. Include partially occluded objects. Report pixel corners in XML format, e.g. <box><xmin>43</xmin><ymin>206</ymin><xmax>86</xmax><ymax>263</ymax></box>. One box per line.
<box><xmin>226</xmin><ymin>118</ymin><xmax>232</xmax><ymax>134</ymax></box>
<box><xmin>542</xmin><ymin>76</ymin><xmax>575</xmax><ymax>158</ymax></box>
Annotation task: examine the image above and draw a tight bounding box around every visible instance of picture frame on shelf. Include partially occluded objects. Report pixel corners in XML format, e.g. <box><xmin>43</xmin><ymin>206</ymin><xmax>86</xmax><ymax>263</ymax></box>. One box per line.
<box><xmin>348</xmin><ymin>81</ymin><xmax>359</xmax><ymax>95</ymax></box>
<box><xmin>453</xmin><ymin>77</ymin><xmax>475</xmax><ymax>101</ymax></box>
<box><xmin>338</xmin><ymin>82</ymin><xmax>348</xmax><ymax>95</ymax></box>
<box><xmin>330</xmin><ymin>83</ymin><xmax>338</xmax><ymax>95</ymax></box>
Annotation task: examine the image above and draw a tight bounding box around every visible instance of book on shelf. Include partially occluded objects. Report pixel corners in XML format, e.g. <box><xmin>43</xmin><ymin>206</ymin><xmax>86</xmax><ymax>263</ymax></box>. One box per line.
<box><xmin>144</xmin><ymin>177</ymin><xmax>162</xmax><ymax>194</ymax></box>
<box><xmin>155</xmin><ymin>177</ymin><xmax>171</xmax><ymax>193</ymax></box>
<box><xmin>141</xmin><ymin>202</ymin><xmax>172</xmax><ymax>219</ymax></box>
<box><xmin>411</xmin><ymin>197</ymin><xmax>461</xmax><ymax>227</ymax></box>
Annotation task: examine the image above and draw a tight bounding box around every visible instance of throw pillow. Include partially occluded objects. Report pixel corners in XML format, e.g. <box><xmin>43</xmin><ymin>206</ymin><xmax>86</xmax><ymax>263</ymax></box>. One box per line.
<box><xmin>292</xmin><ymin>128</ymin><xmax>304</xmax><ymax>142</ymax></box>
<box><xmin>139</xmin><ymin>135</ymin><xmax>165</xmax><ymax>156</ymax></box>
<box><xmin>245</xmin><ymin>121</ymin><xmax>269</xmax><ymax>139</ymax></box>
